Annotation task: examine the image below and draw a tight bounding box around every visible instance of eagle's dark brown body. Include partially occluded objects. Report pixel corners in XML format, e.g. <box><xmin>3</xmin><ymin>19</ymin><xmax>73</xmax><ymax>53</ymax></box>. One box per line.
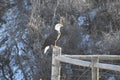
<box><xmin>42</xmin><ymin>30</ymin><xmax>58</xmax><ymax>50</ymax></box>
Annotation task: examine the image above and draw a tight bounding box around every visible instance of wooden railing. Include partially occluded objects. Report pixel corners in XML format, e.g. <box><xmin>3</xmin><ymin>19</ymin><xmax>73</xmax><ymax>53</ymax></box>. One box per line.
<box><xmin>51</xmin><ymin>47</ymin><xmax>120</xmax><ymax>80</ymax></box>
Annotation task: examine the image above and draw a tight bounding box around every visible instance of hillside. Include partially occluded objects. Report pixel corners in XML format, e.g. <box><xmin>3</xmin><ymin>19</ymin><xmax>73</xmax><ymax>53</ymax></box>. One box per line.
<box><xmin>0</xmin><ymin>0</ymin><xmax>120</xmax><ymax>80</ymax></box>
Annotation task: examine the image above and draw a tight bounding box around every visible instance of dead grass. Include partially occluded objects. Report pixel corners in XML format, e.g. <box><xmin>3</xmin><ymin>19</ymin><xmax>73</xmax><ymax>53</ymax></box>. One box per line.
<box><xmin>97</xmin><ymin>30</ymin><xmax>120</xmax><ymax>54</ymax></box>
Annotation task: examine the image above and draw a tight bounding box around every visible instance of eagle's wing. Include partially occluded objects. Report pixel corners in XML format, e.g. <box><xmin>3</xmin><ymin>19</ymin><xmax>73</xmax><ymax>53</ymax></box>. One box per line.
<box><xmin>42</xmin><ymin>30</ymin><xmax>58</xmax><ymax>49</ymax></box>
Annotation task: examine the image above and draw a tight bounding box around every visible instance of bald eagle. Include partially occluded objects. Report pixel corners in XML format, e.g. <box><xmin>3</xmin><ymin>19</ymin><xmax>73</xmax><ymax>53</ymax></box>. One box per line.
<box><xmin>42</xmin><ymin>23</ymin><xmax>63</xmax><ymax>54</ymax></box>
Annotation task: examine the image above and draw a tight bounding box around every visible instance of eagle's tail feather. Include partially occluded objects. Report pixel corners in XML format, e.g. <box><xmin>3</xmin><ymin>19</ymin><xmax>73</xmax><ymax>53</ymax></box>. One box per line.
<box><xmin>44</xmin><ymin>46</ymin><xmax>50</xmax><ymax>54</ymax></box>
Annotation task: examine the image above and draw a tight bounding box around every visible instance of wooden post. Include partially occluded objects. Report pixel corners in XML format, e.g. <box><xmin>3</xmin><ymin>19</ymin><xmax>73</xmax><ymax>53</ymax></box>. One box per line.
<box><xmin>96</xmin><ymin>58</ymin><xmax>99</xmax><ymax>80</ymax></box>
<box><xmin>91</xmin><ymin>58</ymin><xmax>99</xmax><ymax>80</ymax></box>
<box><xmin>51</xmin><ymin>47</ymin><xmax>61</xmax><ymax>80</ymax></box>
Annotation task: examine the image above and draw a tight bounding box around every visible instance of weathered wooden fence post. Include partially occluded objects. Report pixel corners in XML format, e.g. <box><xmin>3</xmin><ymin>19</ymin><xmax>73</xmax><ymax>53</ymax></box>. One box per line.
<box><xmin>51</xmin><ymin>47</ymin><xmax>61</xmax><ymax>80</ymax></box>
<box><xmin>91</xmin><ymin>57</ymin><xmax>99</xmax><ymax>80</ymax></box>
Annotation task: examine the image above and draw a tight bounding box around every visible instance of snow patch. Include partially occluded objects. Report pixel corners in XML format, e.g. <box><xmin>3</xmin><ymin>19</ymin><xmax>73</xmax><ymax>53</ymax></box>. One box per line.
<box><xmin>78</xmin><ymin>16</ymin><xmax>87</xmax><ymax>26</ymax></box>
<box><xmin>14</xmin><ymin>70</ymin><xmax>24</xmax><ymax>80</ymax></box>
<box><xmin>0</xmin><ymin>45</ymin><xmax>6</xmax><ymax>52</ymax></box>
<box><xmin>17</xmin><ymin>42</ymin><xmax>25</xmax><ymax>55</ymax></box>
<box><xmin>108</xmin><ymin>76</ymin><xmax>116</xmax><ymax>80</ymax></box>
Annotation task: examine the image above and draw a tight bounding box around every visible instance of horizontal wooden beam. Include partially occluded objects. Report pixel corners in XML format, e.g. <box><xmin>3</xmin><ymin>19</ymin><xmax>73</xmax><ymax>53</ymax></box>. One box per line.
<box><xmin>55</xmin><ymin>56</ymin><xmax>120</xmax><ymax>72</ymax></box>
<box><xmin>62</xmin><ymin>55</ymin><xmax>120</xmax><ymax>60</ymax></box>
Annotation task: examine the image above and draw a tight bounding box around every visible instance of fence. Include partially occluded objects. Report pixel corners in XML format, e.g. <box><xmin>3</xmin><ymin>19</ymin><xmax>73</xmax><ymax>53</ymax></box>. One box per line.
<box><xmin>51</xmin><ymin>47</ymin><xmax>120</xmax><ymax>80</ymax></box>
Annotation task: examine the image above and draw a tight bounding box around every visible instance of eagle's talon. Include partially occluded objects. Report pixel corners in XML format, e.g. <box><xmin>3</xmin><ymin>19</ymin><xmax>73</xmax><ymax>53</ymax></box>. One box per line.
<box><xmin>53</xmin><ymin>45</ymin><xmax>59</xmax><ymax>48</ymax></box>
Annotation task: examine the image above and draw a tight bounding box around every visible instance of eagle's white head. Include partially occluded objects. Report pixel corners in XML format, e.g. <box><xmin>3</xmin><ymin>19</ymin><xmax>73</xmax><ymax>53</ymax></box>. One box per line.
<box><xmin>55</xmin><ymin>23</ymin><xmax>63</xmax><ymax>33</ymax></box>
